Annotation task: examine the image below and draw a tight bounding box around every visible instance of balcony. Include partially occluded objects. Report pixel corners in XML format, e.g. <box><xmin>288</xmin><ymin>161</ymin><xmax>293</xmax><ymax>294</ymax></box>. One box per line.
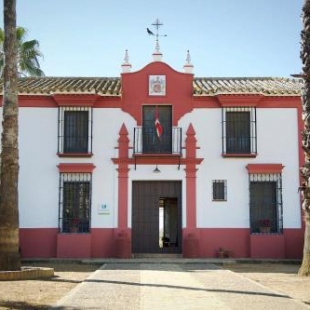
<box><xmin>133</xmin><ymin>127</ymin><xmax>182</xmax><ymax>169</ymax></box>
<box><xmin>134</xmin><ymin>126</ymin><xmax>182</xmax><ymax>155</ymax></box>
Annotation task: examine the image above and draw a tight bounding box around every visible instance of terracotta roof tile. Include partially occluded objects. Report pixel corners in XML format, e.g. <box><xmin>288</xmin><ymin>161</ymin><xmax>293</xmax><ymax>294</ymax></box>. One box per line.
<box><xmin>193</xmin><ymin>77</ymin><xmax>302</xmax><ymax>96</ymax></box>
<box><xmin>0</xmin><ymin>76</ymin><xmax>303</xmax><ymax>97</ymax></box>
<box><xmin>4</xmin><ymin>77</ymin><xmax>122</xmax><ymax>96</ymax></box>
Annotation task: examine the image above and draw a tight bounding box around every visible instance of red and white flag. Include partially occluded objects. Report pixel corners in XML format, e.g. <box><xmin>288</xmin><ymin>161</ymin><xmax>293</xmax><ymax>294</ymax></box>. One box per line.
<box><xmin>155</xmin><ymin>106</ymin><xmax>163</xmax><ymax>138</ymax></box>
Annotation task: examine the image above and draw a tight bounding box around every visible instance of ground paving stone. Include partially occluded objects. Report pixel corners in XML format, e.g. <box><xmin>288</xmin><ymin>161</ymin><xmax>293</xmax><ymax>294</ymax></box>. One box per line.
<box><xmin>51</xmin><ymin>262</ymin><xmax>310</xmax><ymax>310</ymax></box>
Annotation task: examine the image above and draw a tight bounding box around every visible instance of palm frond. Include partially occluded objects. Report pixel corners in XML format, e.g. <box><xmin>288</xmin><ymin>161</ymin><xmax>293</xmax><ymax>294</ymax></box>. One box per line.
<box><xmin>0</xmin><ymin>26</ymin><xmax>44</xmax><ymax>77</ymax></box>
<box><xmin>16</xmin><ymin>27</ymin><xmax>27</xmax><ymax>41</ymax></box>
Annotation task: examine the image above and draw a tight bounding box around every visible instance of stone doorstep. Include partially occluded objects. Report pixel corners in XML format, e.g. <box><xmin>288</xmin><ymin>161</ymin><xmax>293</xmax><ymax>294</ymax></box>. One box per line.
<box><xmin>20</xmin><ymin>257</ymin><xmax>302</xmax><ymax>266</ymax></box>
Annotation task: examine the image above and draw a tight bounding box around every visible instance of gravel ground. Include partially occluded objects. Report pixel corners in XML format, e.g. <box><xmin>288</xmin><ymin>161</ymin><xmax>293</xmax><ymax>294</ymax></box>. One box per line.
<box><xmin>0</xmin><ymin>262</ymin><xmax>100</xmax><ymax>310</ymax></box>
<box><xmin>0</xmin><ymin>261</ymin><xmax>309</xmax><ymax>309</ymax></box>
<box><xmin>222</xmin><ymin>262</ymin><xmax>310</xmax><ymax>307</ymax></box>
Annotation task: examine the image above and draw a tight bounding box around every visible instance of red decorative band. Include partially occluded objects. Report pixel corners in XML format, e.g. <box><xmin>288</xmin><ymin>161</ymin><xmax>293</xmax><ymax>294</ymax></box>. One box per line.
<box><xmin>246</xmin><ymin>164</ymin><xmax>284</xmax><ymax>174</ymax></box>
<box><xmin>57</xmin><ymin>163</ymin><xmax>96</xmax><ymax>173</ymax></box>
<box><xmin>52</xmin><ymin>94</ymin><xmax>99</xmax><ymax>107</ymax></box>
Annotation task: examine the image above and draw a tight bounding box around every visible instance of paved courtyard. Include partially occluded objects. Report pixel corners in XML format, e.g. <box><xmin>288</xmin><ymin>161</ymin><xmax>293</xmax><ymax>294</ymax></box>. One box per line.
<box><xmin>51</xmin><ymin>262</ymin><xmax>309</xmax><ymax>310</ymax></box>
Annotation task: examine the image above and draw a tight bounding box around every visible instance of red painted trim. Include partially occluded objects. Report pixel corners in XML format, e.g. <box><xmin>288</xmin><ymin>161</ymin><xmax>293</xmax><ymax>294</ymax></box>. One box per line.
<box><xmin>193</xmin><ymin>96</ymin><xmax>220</xmax><ymax>108</ymax></box>
<box><xmin>52</xmin><ymin>94</ymin><xmax>100</xmax><ymax>107</ymax></box>
<box><xmin>0</xmin><ymin>95</ymin><xmax>122</xmax><ymax>108</ymax></box>
<box><xmin>198</xmin><ymin>228</ymin><xmax>303</xmax><ymax>259</ymax></box>
<box><xmin>198</xmin><ymin>228</ymin><xmax>250</xmax><ymax>258</ymax></box>
<box><xmin>246</xmin><ymin>163</ymin><xmax>284</xmax><ymax>174</ymax></box>
<box><xmin>18</xmin><ymin>95</ymin><xmax>58</xmax><ymax>107</ymax></box>
<box><xmin>57</xmin><ymin>163</ymin><xmax>96</xmax><ymax>173</ymax></box>
<box><xmin>185</xmin><ymin>124</ymin><xmax>200</xmax><ymax>229</ymax></box>
<box><xmin>183</xmin><ymin>229</ymin><xmax>200</xmax><ymax>258</ymax></box>
<box><xmin>118</xmin><ymin>168</ymin><xmax>129</xmax><ymax>229</ymax></box>
<box><xmin>90</xmin><ymin>228</ymin><xmax>115</xmax><ymax>257</ymax></box>
<box><xmin>216</xmin><ymin>94</ymin><xmax>264</xmax><ymax>107</ymax></box>
<box><xmin>193</xmin><ymin>96</ymin><xmax>301</xmax><ymax>109</ymax></box>
<box><xmin>118</xmin><ymin>123</ymin><xmax>129</xmax><ymax>158</ymax></box>
<box><xmin>19</xmin><ymin>228</ymin><xmax>58</xmax><ymax>258</ymax></box>
<box><xmin>222</xmin><ymin>153</ymin><xmax>257</xmax><ymax>158</ymax></box>
<box><xmin>258</xmin><ymin>96</ymin><xmax>301</xmax><ymax>108</ymax></box>
<box><xmin>57</xmin><ymin>152</ymin><xmax>93</xmax><ymax>158</ymax></box>
<box><xmin>132</xmin><ymin>154</ymin><xmax>181</xmax><ymax>166</ymax></box>
<box><xmin>0</xmin><ymin>89</ymin><xmax>301</xmax><ymax>112</ymax></box>
<box><xmin>121</xmin><ymin>62</ymin><xmax>194</xmax><ymax>125</ymax></box>
<box><xmin>297</xmin><ymin>102</ymin><xmax>305</xmax><ymax>229</ymax></box>
<box><xmin>250</xmin><ymin>234</ymin><xmax>284</xmax><ymax>258</ymax></box>
<box><xmin>181</xmin><ymin>158</ymin><xmax>204</xmax><ymax>165</ymax></box>
<box><xmin>57</xmin><ymin>233</ymin><xmax>91</xmax><ymax>258</ymax></box>
<box><xmin>114</xmin><ymin>229</ymin><xmax>132</xmax><ymax>258</ymax></box>
<box><xmin>94</xmin><ymin>96</ymin><xmax>122</xmax><ymax>108</ymax></box>
<box><xmin>115</xmin><ymin>124</ymin><xmax>130</xmax><ymax>229</ymax></box>
<box><xmin>112</xmin><ymin>156</ymin><xmax>204</xmax><ymax>166</ymax></box>
<box><xmin>19</xmin><ymin>227</ymin><xmax>303</xmax><ymax>259</ymax></box>
<box><xmin>284</xmin><ymin>229</ymin><xmax>304</xmax><ymax>258</ymax></box>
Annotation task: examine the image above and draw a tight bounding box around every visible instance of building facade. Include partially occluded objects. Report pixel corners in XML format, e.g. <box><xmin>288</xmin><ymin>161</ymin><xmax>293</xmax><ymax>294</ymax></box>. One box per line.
<box><xmin>2</xmin><ymin>50</ymin><xmax>304</xmax><ymax>259</ymax></box>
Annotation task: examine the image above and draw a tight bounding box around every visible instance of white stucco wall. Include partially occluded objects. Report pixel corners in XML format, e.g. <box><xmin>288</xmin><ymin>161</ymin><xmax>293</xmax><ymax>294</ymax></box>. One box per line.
<box><xmin>18</xmin><ymin>108</ymin><xmax>59</xmax><ymax>228</ymax></box>
<box><xmin>179</xmin><ymin>107</ymin><xmax>301</xmax><ymax>229</ymax></box>
<box><xmin>13</xmin><ymin>104</ymin><xmax>302</xmax><ymax>230</ymax></box>
<box><xmin>257</xmin><ymin>108</ymin><xmax>301</xmax><ymax>228</ymax></box>
<box><xmin>90</xmin><ymin>108</ymin><xmax>136</xmax><ymax>228</ymax></box>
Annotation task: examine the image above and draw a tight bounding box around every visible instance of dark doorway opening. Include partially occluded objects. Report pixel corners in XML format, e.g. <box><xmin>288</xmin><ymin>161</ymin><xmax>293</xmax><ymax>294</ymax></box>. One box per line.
<box><xmin>159</xmin><ymin>198</ymin><xmax>179</xmax><ymax>249</ymax></box>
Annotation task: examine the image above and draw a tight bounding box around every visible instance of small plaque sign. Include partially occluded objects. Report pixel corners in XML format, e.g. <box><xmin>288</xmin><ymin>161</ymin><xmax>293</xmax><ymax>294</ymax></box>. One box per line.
<box><xmin>98</xmin><ymin>203</ymin><xmax>110</xmax><ymax>214</ymax></box>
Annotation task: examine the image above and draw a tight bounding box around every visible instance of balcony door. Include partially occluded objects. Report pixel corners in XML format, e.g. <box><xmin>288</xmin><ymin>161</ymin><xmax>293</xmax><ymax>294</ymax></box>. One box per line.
<box><xmin>142</xmin><ymin>105</ymin><xmax>172</xmax><ymax>154</ymax></box>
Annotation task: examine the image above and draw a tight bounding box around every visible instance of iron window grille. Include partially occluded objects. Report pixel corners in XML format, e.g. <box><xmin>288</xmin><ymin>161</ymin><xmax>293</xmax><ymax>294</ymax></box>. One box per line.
<box><xmin>249</xmin><ymin>173</ymin><xmax>283</xmax><ymax>234</ymax></box>
<box><xmin>212</xmin><ymin>180</ymin><xmax>227</xmax><ymax>201</ymax></box>
<box><xmin>58</xmin><ymin>107</ymin><xmax>93</xmax><ymax>154</ymax></box>
<box><xmin>59</xmin><ymin>173</ymin><xmax>92</xmax><ymax>233</ymax></box>
<box><xmin>222</xmin><ymin>107</ymin><xmax>257</xmax><ymax>155</ymax></box>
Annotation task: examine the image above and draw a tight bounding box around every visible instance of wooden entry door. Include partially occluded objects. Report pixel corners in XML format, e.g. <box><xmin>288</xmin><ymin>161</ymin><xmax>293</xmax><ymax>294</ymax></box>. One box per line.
<box><xmin>132</xmin><ymin>181</ymin><xmax>182</xmax><ymax>254</ymax></box>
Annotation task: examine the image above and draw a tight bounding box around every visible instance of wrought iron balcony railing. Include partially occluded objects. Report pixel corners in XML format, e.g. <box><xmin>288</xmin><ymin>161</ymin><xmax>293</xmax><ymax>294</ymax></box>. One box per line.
<box><xmin>133</xmin><ymin>126</ymin><xmax>182</xmax><ymax>155</ymax></box>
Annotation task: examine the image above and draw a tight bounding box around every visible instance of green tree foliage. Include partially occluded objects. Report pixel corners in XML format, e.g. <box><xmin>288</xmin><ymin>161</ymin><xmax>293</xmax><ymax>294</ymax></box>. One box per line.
<box><xmin>0</xmin><ymin>26</ymin><xmax>44</xmax><ymax>77</ymax></box>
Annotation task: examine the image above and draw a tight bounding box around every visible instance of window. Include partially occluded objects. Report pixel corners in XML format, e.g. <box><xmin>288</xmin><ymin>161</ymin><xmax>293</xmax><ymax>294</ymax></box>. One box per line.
<box><xmin>212</xmin><ymin>180</ymin><xmax>227</xmax><ymax>201</ymax></box>
<box><xmin>59</xmin><ymin>173</ymin><xmax>92</xmax><ymax>233</ymax></box>
<box><xmin>133</xmin><ymin>105</ymin><xmax>183</xmax><ymax>156</ymax></box>
<box><xmin>142</xmin><ymin>105</ymin><xmax>172</xmax><ymax>154</ymax></box>
<box><xmin>222</xmin><ymin>107</ymin><xmax>256</xmax><ymax>155</ymax></box>
<box><xmin>58</xmin><ymin>107</ymin><xmax>93</xmax><ymax>155</ymax></box>
<box><xmin>249</xmin><ymin>173</ymin><xmax>283</xmax><ymax>234</ymax></box>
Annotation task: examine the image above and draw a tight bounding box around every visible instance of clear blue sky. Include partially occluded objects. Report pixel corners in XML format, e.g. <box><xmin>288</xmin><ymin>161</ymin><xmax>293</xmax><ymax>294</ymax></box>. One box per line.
<box><xmin>0</xmin><ymin>0</ymin><xmax>304</xmax><ymax>78</ymax></box>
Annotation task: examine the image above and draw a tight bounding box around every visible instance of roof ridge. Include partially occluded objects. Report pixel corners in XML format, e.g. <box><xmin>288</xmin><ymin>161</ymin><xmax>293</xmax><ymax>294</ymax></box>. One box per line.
<box><xmin>194</xmin><ymin>76</ymin><xmax>297</xmax><ymax>80</ymax></box>
<box><xmin>0</xmin><ymin>76</ymin><xmax>301</xmax><ymax>96</ymax></box>
<box><xmin>17</xmin><ymin>76</ymin><xmax>120</xmax><ymax>80</ymax></box>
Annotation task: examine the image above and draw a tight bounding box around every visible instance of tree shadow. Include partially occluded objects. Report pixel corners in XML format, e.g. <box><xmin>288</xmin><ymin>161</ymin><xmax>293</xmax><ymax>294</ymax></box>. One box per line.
<box><xmin>220</xmin><ymin>262</ymin><xmax>300</xmax><ymax>275</ymax></box>
<box><xmin>98</xmin><ymin>262</ymin><xmax>222</xmax><ymax>272</ymax></box>
<box><xmin>83</xmin><ymin>278</ymin><xmax>291</xmax><ymax>299</ymax></box>
<box><xmin>0</xmin><ymin>300</ymin><xmax>50</xmax><ymax>310</ymax></box>
<box><xmin>23</xmin><ymin>261</ymin><xmax>101</xmax><ymax>273</ymax></box>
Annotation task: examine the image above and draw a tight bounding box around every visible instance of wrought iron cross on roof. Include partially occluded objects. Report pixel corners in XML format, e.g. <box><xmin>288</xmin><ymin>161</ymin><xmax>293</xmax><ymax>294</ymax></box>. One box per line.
<box><xmin>147</xmin><ymin>19</ymin><xmax>167</xmax><ymax>52</ymax></box>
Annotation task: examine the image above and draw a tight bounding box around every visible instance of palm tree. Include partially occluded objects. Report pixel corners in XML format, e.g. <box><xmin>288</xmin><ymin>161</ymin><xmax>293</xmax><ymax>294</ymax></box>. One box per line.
<box><xmin>0</xmin><ymin>26</ymin><xmax>44</xmax><ymax>77</ymax></box>
<box><xmin>0</xmin><ymin>0</ymin><xmax>21</xmax><ymax>271</ymax></box>
<box><xmin>299</xmin><ymin>0</ymin><xmax>310</xmax><ymax>277</ymax></box>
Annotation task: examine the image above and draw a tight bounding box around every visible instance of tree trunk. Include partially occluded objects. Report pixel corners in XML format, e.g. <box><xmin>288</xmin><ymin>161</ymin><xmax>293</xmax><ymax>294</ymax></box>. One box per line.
<box><xmin>299</xmin><ymin>212</ymin><xmax>310</xmax><ymax>276</ymax></box>
<box><xmin>299</xmin><ymin>0</ymin><xmax>310</xmax><ymax>277</ymax></box>
<box><xmin>0</xmin><ymin>0</ymin><xmax>20</xmax><ymax>271</ymax></box>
